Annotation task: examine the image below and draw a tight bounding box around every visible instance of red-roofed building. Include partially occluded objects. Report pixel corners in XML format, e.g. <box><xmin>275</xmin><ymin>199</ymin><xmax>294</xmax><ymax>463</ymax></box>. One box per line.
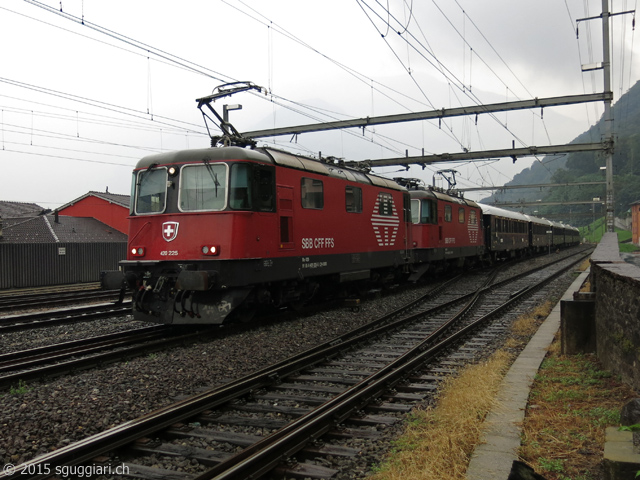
<box><xmin>56</xmin><ymin>190</ymin><xmax>130</xmax><ymax>234</ymax></box>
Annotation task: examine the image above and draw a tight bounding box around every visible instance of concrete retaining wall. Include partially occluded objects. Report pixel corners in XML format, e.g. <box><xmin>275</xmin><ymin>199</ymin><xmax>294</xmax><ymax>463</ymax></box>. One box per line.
<box><xmin>590</xmin><ymin>233</ymin><xmax>640</xmax><ymax>391</ymax></box>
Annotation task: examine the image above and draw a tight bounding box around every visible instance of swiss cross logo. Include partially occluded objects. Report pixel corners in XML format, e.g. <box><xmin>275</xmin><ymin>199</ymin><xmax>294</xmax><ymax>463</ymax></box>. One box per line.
<box><xmin>162</xmin><ymin>222</ymin><xmax>179</xmax><ymax>242</ymax></box>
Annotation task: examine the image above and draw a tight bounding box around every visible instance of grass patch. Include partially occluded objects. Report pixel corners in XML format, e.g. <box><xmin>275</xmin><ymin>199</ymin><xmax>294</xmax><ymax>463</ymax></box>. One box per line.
<box><xmin>503</xmin><ymin>301</ymin><xmax>554</xmax><ymax>351</ymax></box>
<box><xmin>579</xmin><ymin>219</ymin><xmax>639</xmax><ymax>251</ymax></box>
<box><xmin>8</xmin><ymin>379</ymin><xmax>31</xmax><ymax>396</ymax></box>
<box><xmin>619</xmin><ymin>242</ymin><xmax>640</xmax><ymax>253</ymax></box>
<box><xmin>520</xmin><ymin>351</ymin><xmax>636</xmax><ymax>479</ymax></box>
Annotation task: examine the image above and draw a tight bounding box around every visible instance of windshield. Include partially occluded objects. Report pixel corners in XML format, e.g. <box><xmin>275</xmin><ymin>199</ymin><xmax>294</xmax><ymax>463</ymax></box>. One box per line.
<box><xmin>179</xmin><ymin>163</ymin><xmax>228</xmax><ymax>211</ymax></box>
<box><xmin>134</xmin><ymin>167</ymin><xmax>167</xmax><ymax>214</ymax></box>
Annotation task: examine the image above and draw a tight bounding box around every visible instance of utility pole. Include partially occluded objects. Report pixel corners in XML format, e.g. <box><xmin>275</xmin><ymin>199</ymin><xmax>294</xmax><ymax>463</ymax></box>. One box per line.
<box><xmin>602</xmin><ymin>0</ymin><xmax>615</xmax><ymax>233</ymax></box>
<box><xmin>578</xmin><ymin>2</ymin><xmax>634</xmax><ymax>232</ymax></box>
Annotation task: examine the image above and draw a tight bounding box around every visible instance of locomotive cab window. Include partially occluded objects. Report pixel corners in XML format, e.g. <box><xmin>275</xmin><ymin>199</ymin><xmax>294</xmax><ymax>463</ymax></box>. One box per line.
<box><xmin>458</xmin><ymin>207</ymin><xmax>465</xmax><ymax>223</ymax></box>
<box><xmin>179</xmin><ymin>163</ymin><xmax>227</xmax><ymax>212</ymax></box>
<box><xmin>134</xmin><ymin>167</ymin><xmax>167</xmax><ymax>214</ymax></box>
<box><xmin>229</xmin><ymin>163</ymin><xmax>252</xmax><ymax>210</ymax></box>
<box><xmin>411</xmin><ymin>198</ymin><xmax>436</xmax><ymax>224</ymax></box>
<box><xmin>345</xmin><ymin>186</ymin><xmax>362</xmax><ymax>213</ymax></box>
<box><xmin>301</xmin><ymin>177</ymin><xmax>324</xmax><ymax>209</ymax></box>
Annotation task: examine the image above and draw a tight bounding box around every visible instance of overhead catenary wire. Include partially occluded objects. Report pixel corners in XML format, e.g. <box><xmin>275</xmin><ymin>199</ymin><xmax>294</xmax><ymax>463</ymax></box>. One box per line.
<box><xmin>356</xmin><ymin>0</ymin><xmax>544</xmax><ymax>152</ymax></box>
<box><xmin>20</xmin><ymin>0</ymin><xmax>426</xmax><ymax>159</ymax></box>
<box><xmin>355</xmin><ymin>0</ymin><xmax>561</xmax><ymax>185</ymax></box>
<box><xmin>10</xmin><ymin>0</ymin><xmax>636</xmax><ymax>206</ymax></box>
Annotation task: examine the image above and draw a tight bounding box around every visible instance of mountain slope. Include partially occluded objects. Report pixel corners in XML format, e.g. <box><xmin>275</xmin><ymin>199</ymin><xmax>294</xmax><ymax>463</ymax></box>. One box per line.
<box><xmin>480</xmin><ymin>81</ymin><xmax>640</xmax><ymax>226</ymax></box>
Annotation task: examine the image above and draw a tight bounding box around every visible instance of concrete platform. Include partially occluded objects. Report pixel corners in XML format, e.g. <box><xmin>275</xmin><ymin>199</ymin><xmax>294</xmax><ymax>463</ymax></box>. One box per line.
<box><xmin>465</xmin><ymin>268</ymin><xmax>591</xmax><ymax>480</ymax></box>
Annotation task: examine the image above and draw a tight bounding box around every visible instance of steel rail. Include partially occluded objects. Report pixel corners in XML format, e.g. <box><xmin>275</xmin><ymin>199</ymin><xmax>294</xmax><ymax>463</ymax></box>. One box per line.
<box><xmin>0</xmin><ymin>325</ymin><xmax>166</xmax><ymax>372</ymax></box>
<box><xmin>0</xmin><ymin>290</ymin><xmax>125</xmax><ymax>312</ymax></box>
<box><xmin>0</xmin><ymin>326</ymin><xmax>217</xmax><ymax>390</ymax></box>
<box><xmin>0</xmin><ymin>283</ymin><xmax>101</xmax><ymax>299</ymax></box>
<box><xmin>0</xmin><ymin>302</ymin><xmax>132</xmax><ymax>333</ymax></box>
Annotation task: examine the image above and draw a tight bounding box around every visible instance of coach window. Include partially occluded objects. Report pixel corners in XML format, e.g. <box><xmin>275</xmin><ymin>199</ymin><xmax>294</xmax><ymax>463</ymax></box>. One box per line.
<box><xmin>135</xmin><ymin>167</ymin><xmax>167</xmax><ymax>214</ymax></box>
<box><xmin>229</xmin><ymin>163</ymin><xmax>252</xmax><ymax>210</ymax></box>
<box><xmin>179</xmin><ymin>163</ymin><xmax>227</xmax><ymax>211</ymax></box>
<box><xmin>345</xmin><ymin>186</ymin><xmax>362</xmax><ymax>213</ymax></box>
<box><xmin>444</xmin><ymin>205</ymin><xmax>452</xmax><ymax>222</ymax></box>
<box><xmin>458</xmin><ymin>207</ymin><xmax>465</xmax><ymax>223</ymax></box>
<box><xmin>301</xmin><ymin>177</ymin><xmax>324</xmax><ymax>209</ymax></box>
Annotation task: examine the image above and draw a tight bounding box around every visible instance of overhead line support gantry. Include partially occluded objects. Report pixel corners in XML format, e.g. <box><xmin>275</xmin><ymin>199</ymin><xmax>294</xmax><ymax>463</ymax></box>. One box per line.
<box><xmin>241</xmin><ymin>93</ymin><xmax>610</xmax><ymax>138</ymax></box>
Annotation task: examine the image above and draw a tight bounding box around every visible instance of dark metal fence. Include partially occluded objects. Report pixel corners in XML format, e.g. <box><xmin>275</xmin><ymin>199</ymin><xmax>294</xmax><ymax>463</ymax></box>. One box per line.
<box><xmin>0</xmin><ymin>242</ymin><xmax>127</xmax><ymax>290</ymax></box>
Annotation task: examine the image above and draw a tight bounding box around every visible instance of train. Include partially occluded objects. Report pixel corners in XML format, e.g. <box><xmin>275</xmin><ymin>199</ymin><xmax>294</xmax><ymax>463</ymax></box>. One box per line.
<box><xmin>101</xmin><ymin>145</ymin><xmax>580</xmax><ymax>325</ymax></box>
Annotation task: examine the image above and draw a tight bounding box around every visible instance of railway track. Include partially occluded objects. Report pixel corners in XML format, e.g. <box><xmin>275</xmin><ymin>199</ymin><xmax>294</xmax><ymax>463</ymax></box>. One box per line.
<box><xmin>0</xmin><ymin>325</ymin><xmax>222</xmax><ymax>390</ymax></box>
<box><xmin>0</xmin><ymin>248</ymin><xmax>591</xmax><ymax>480</ymax></box>
<box><xmin>0</xmin><ymin>289</ymin><xmax>126</xmax><ymax>313</ymax></box>
<box><xmin>0</xmin><ymin>283</ymin><xmax>101</xmax><ymax>299</ymax></box>
<box><xmin>0</xmin><ymin>302</ymin><xmax>132</xmax><ymax>333</ymax></box>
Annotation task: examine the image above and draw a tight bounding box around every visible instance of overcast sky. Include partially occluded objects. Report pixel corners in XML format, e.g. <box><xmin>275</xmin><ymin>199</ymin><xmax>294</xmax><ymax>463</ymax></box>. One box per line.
<box><xmin>1</xmin><ymin>0</ymin><xmax>638</xmax><ymax>208</ymax></box>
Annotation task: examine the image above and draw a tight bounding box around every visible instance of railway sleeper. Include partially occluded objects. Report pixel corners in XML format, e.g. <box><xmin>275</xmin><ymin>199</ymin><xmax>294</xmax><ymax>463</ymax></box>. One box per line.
<box><xmin>397</xmin><ymin>382</ymin><xmax>439</xmax><ymax>393</ymax></box>
<box><xmin>121</xmin><ymin>462</ymin><xmax>195</xmax><ymax>480</ymax></box>
<box><xmin>325</xmin><ymin>426</ymin><xmax>384</xmax><ymax>440</ymax></box>
<box><xmin>365</xmin><ymin>402</ymin><xmax>414</xmax><ymax>413</ymax></box>
<box><xmin>198</xmin><ymin>413</ymin><xmax>288</xmax><ymax>430</ymax></box>
<box><xmin>252</xmin><ymin>392</ymin><xmax>329</xmax><ymax>406</ymax></box>
<box><xmin>286</xmin><ymin>374</ymin><xmax>361</xmax><ymax>385</ymax></box>
<box><xmin>306</xmin><ymin>367</ymin><xmax>375</xmax><ymax>377</ymax></box>
<box><xmin>230</xmin><ymin>402</ymin><xmax>312</xmax><ymax>417</ymax></box>
<box><xmin>130</xmin><ymin>442</ymin><xmax>231</xmax><ymax>466</ymax></box>
<box><xmin>345</xmin><ymin>414</ymin><xmax>399</xmax><ymax>426</ymax></box>
<box><xmin>272</xmin><ymin>382</ymin><xmax>345</xmax><ymax>394</ymax></box>
<box><xmin>164</xmin><ymin>427</ymin><xmax>261</xmax><ymax>447</ymax></box>
<box><xmin>272</xmin><ymin>461</ymin><xmax>338</xmax><ymax>480</ymax></box>
<box><xmin>324</xmin><ymin>360</ymin><xmax>389</xmax><ymax>369</ymax></box>
<box><xmin>382</xmin><ymin>391</ymin><xmax>426</xmax><ymax>402</ymax></box>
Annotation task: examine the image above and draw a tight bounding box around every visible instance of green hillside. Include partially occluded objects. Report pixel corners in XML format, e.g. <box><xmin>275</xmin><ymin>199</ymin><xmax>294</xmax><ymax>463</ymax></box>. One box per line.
<box><xmin>482</xmin><ymin>81</ymin><xmax>640</xmax><ymax>227</ymax></box>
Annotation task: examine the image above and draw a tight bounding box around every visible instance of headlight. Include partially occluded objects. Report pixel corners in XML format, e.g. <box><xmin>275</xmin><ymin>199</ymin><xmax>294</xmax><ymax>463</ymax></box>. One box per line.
<box><xmin>201</xmin><ymin>245</ymin><xmax>220</xmax><ymax>256</ymax></box>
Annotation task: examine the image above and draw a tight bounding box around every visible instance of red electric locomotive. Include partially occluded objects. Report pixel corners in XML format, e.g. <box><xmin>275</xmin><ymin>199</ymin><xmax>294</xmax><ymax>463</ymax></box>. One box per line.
<box><xmin>102</xmin><ymin>146</ymin><xmax>413</xmax><ymax>324</ymax></box>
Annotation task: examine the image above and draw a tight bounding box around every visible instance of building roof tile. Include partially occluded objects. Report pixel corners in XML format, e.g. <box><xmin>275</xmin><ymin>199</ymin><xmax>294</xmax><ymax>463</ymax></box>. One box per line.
<box><xmin>0</xmin><ymin>201</ymin><xmax>46</xmax><ymax>218</ymax></box>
